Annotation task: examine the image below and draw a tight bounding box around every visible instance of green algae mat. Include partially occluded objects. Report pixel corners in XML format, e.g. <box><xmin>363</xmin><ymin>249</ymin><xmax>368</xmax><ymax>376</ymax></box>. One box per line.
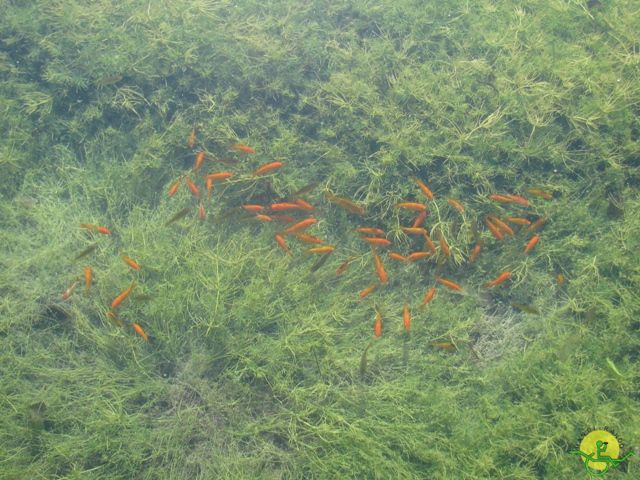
<box><xmin>1</xmin><ymin>1</ymin><xmax>639</xmax><ymax>478</ymax></box>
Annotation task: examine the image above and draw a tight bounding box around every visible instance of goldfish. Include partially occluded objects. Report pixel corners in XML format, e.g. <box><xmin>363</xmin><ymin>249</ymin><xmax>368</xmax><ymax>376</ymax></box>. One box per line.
<box><xmin>505</xmin><ymin>194</ymin><xmax>529</xmax><ymax>207</ymax></box>
<box><xmin>489</xmin><ymin>194</ymin><xmax>515</xmax><ymax>203</ymax></box>
<box><xmin>527</xmin><ymin>217</ymin><xmax>546</xmax><ymax>233</ymax></box>
<box><xmin>373</xmin><ymin>254</ymin><xmax>388</xmax><ymax>283</ymax></box>
<box><xmin>423</xmin><ymin>232</ymin><xmax>437</xmax><ymax>254</ymax></box>
<box><xmin>198</xmin><ymin>203</ymin><xmax>206</xmax><ymax>222</ymax></box>
<box><xmin>468</xmin><ymin>243</ymin><xmax>481</xmax><ymax>263</ymax></box>
<box><xmin>254</xmin><ymin>214</ymin><xmax>273</xmax><ymax>222</ymax></box>
<box><xmin>121</xmin><ymin>255</ymin><xmax>140</xmax><ymax>271</ymax></box>
<box><xmin>361</xmin><ymin>237</ymin><xmax>391</xmax><ymax>247</ymax></box>
<box><xmin>487</xmin><ymin>216</ymin><xmax>514</xmax><ymax>236</ymax></box>
<box><xmin>447</xmin><ymin>198</ymin><xmax>464</xmax><ymax>213</ymax></box>
<box><xmin>254</xmin><ymin>161</ymin><xmax>283</xmax><ymax>175</ymax></box>
<box><xmin>437</xmin><ymin>231</ymin><xmax>450</xmax><ymax>257</ymax></box>
<box><xmin>524</xmin><ymin>235</ymin><xmax>540</xmax><ymax>254</ymax></box>
<box><xmin>242</xmin><ymin>204</ymin><xmax>265</xmax><ymax>212</ymax></box>
<box><xmin>401</xmin><ymin>227</ymin><xmax>426</xmax><ymax>235</ymax></box>
<box><xmin>84</xmin><ymin>266</ymin><xmax>93</xmax><ymax>293</ymax></box>
<box><xmin>231</xmin><ymin>143</ymin><xmax>256</xmax><ymax>154</ymax></box>
<box><xmin>412</xmin><ymin>210</ymin><xmax>428</xmax><ymax>227</ymax></box>
<box><xmin>484</xmin><ymin>271</ymin><xmax>511</xmax><ymax>288</ymax></box>
<box><xmin>275</xmin><ymin>234</ymin><xmax>290</xmax><ymax>254</ymax></box>
<box><xmin>374</xmin><ymin>310</ymin><xmax>382</xmax><ymax>337</ymax></box>
<box><xmin>80</xmin><ymin>224</ymin><xmax>112</xmax><ymax>235</ymax></box>
<box><xmin>403</xmin><ymin>304</ymin><xmax>411</xmax><ymax>332</ymax></box>
<box><xmin>194</xmin><ymin>151</ymin><xmax>205</xmax><ymax>171</ymax></box>
<box><xmin>294</xmin><ymin>233</ymin><xmax>324</xmax><ymax>244</ymax></box>
<box><xmin>422</xmin><ymin>287</ymin><xmax>436</xmax><ymax>306</ymax></box>
<box><xmin>406</xmin><ymin>251</ymin><xmax>431</xmax><ymax>262</ymax></box>
<box><xmin>205</xmin><ymin>172</ymin><xmax>233</xmax><ymax>182</ymax></box>
<box><xmin>388</xmin><ymin>252</ymin><xmax>407</xmax><ymax>262</ymax></box>
<box><xmin>283</xmin><ymin>218</ymin><xmax>317</xmax><ymax>235</ymax></box>
<box><xmin>324</xmin><ymin>192</ymin><xmax>366</xmax><ymax>215</ymax></box>
<box><xmin>165</xmin><ymin>207</ymin><xmax>190</xmax><ymax>226</ymax></box>
<box><xmin>356</xmin><ymin>227</ymin><xmax>386</xmax><ymax>236</ymax></box>
<box><xmin>432</xmin><ymin>341</ymin><xmax>457</xmax><ymax>351</ymax></box>
<box><xmin>526</xmin><ymin>188</ymin><xmax>553</xmax><ymax>200</ymax></box>
<box><xmin>336</xmin><ymin>257</ymin><xmax>355</xmax><ymax>276</ymax></box>
<box><xmin>505</xmin><ymin>217</ymin><xmax>531</xmax><ymax>226</ymax></box>
<box><xmin>168</xmin><ymin>178</ymin><xmax>181</xmax><ymax>197</ymax></box>
<box><xmin>187</xmin><ymin>127</ymin><xmax>196</xmax><ymax>148</ymax></box>
<box><xmin>132</xmin><ymin>322</ymin><xmax>148</xmax><ymax>341</ymax></box>
<box><xmin>359</xmin><ymin>283</ymin><xmax>378</xmax><ymax>299</ymax></box>
<box><xmin>434</xmin><ymin>277</ymin><xmax>462</xmax><ymax>291</ymax></box>
<box><xmin>395</xmin><ymin>202</ymin><xmax>427</xmax><ymax>211</ymax></box>
<box><xmin>307</xmin><ymin>245</ymin><xmax>335</xmax><ymax>254</ymax></box>
<box><xmin>271</xmin><ymin>214</ymin><xmax>297</xmax><ymax>223</ymax></box>
<box><xmin>293</xmin><ymin>198</ymin><xmax>315</xmax><ymax>211</ymax></box>
<box><xmin>412</xmin><ymin>177</ymin><xmax>434</xmax><ymax>200</ymax></box>
<box><xmin>485</xmin><ymin>218</ymin><xmax>504</xmax><ymax>241</ymax></box>
<box><xmin>62</xmin><ymin>279</ymin><xmax>79</xmax><ymax>300</ymax></box>
<box><xmin>556</xmin><ymin>273</ymin><xmax>566</xmax><ymax>285</ymax></box>
<box><xmin>111</xmin><ymin>282</ymin><xmax>136</xmax><ymax>309</ymax></box>
<box><xmin>74</xmin><ymin>243</ymin><xmax>98</xmax><ymax>261</ymax></box>
<box><xmin>270</xmin><ymin>202</ymin><xmax>303</xmax><ymax>211</ymax></box>
<box><xmin>186</xmin><ymin>178</ymin><xmax>200</xmax><ymax>198</ymax></box>
<box><xmin>205</xmin><ymin>177</ymin><xmax>213</xmax><ymax>198</ymax></box>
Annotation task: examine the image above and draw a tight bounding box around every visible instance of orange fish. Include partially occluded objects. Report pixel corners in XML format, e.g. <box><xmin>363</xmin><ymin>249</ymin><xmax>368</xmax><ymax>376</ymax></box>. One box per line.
<box><xmin>485</xmin><ymin>218</ymin><xmax>504</xmax><ymax>241</ymax></box>
<box><xmin>412</xmin><ymin>210</ymin><xmax>428</xmax><ymax>227</ymax></box>
<box><xmin>423</xmin><ymin>232</ymin><xmax>437</xmax><ymax>254</ymax></box>
<box><xmin>468</xmin><ymin>243</ymin><xmax>481</xmax><ymax>263</ymax></box>
<box><xmin>403</xmin><ymin>304</ymin><xmax>411</xmax><ymax>332</ymax></box>
<box><xmin>254</xmin><ymin>214</ymin><xmax>273</xmax><ymax>222</ymax></box>
<box><xmin>198</xmin><ymin>202</ymin><xmax>206</xmax><ymax>222</ymax></box>
<box><xmin>524</xmin><ymin>235</ymin><xmax>540</xmax><ymax>254</ymax></box>
<box><xmin>186</xmin><ymin>178</ymin><xmax>200</xmax><ymax>198</ymax></box>
<box><xmin>388</xmin><ymin>252</ymin><xmax>407</xmax><ymax>262</ymax></box>
<box><xmin>275</xmin><ymin>234</ymin><xmax>290</xmax><ymax>254</ymax></box>
<box><xmin>447</xmin><ymin>198</ymin><xmax>464</xmax><ymax>213</ymax></box>
<box><xmin>80</xmin><ymin>224</ymin><xmax>112</xmax><ymax>235</ymax></box>
<box><xmin>231</xmin><ymin>143</ymin><xmax>256</xmax><ymax>154</ymax></box>
<box><xmin>254</xmin><ymin>161</ymin><xmax>283</xmax><ymax>176</ymax></box>
<box><xmin>484</xmin><ymin>271</ymin><xmax>511</xmax><ymax>288</ymax></box>
<box><xmin>412</xmin><ymin>177</ymin><xmax>434</xmax><ymax>200</ymax></box>
<box><xmin>487</xmin><ymin>216</ymin><xmax>514</xmax><ymax>236</ymax></box>
<box><xmin>271</xmin><ymin>214</ymin><xmax>297</xmax><ymax>223</ymax></box>
<box><xmin>205</xmin><ymin>172</ymin><xmax>233</xmax><ymax>182</ymax></box>
<box><xmin>132</xmin><ymin>322</ymin><xmax>148</xmax><ymax>341</ymax></box>
<box><xmin>84</xmin><ymin>266</ymin><xmax>92</xmax><ymax>294</ymax></box>
<box><xmin>242</xmin><ymin>204</ymin><xmax>265</xmax><ymax>212</ymax></box>
<box><xmin>505</xmin><ymin>217</ymin><xmax>531</xmax><ymax>226</ymax></box>
<box><xmin>194</xmin><ymin>151</ymin><xmax>205</xmax><ymax>171</ymax></box>
<box><xmin>437</xmin><ymin>231</ymin><xmax>450</xmax><ymax>257</ymax></box>
<box><xmin>336</xmin><ymin>257</ymin><xmax>355</xmax><ymax>276</ymax></box>
<box><xmin>374</xmin><ymin>310</ymin><xmax>382</xmax><ymax>337</ymax></box>
<box><xmin>168</xmin><ymin>178</ymin><xmax>181</xmax><ymax>197</ymax></box>
<box><xmin>325</xmin><ymin>193</ymin><xmax>366</xmax><ymax>215</ymax></box>
<box><xmin>422</xmin><ymin>287</ymin><xmax>436</xmax><ymax>305</ymax></box>
<box><xmin>187</xmin><ymin>127</ymin><xmax>196</xmax><ymax>148</ymax></box>
<box><xmin>294</xmin><ymin>233</ymin><xmax>324</xmax><ymax>244</ymax></box>
<box><xmin>121</xmin><ymin>255</ymin><xmax>140</xmax><ymax>271</ymax></box>
<box><xmin>526</xmin><ymin>188</ymin><xmax>553</xmax><ymax>200</ymax></box>
<box><xmin>506</xmin><ymin>194</ymin><xmax>529</xmax><ymax>207</ymax></box>
<box><xmin>406</xmin><ymin>251</ymin><xmax>431</xmax><ymax>262</ymax></box>
<box><xmin>355</xmin><ymin>227</ymin><xmax>385</xmax><ymax>236</ymax></box>
<box><xmin>401</xmin><ymin>227</ymin><xmax>426</xmax><ymax>235</ymax></box>
<box><xmin>556</xmin><ymin>273</ymin><xmax>566</xmax><ymax>285</ymax></box>
<box><xmin>359</xmin><ymin>283</ymin><xmax>378</xmax><ymax>299</ymax></box>
<box><xmin>373</xmin><ymin>254</ymin><xmax>388</xmax><ymax>283</ymax></box>
<box><xmin>361</xmin><ymin>237</ymin><xmax>391</xmax><ymax>247</ymax></box>
<box><xmin>435</xmin><ymin>277</ymin><xmax>462</xmax><ymax>291</ymax></box>
<box><xmin>283</xmin><ymin>218</ymin><xmax>317</xmax><ymax>235</ymax></box>
<box><xmin>293</xmin><ymin>198</ymin><xmax>315</xmax><ymax>211</ymax></box>
<box><xmin>270</xmin><ymin>202</ymin><xmax>302</xmax><ymax>211</ymax></box>
<box><xmin>205</xmin><ymin>176</ymin><xmax>214</xmax><ymax>198</ymax></box>
<box><xmin>489</xmin><ymin>194</ymin><xmax>515</xmax><ymax>204</ymax></box>
<box><xmin>395</xmin><ymin>202</ymin><xmax>427</xmax><ymax>211</ymax></box>
<box><xmin>307</xmin><ymin>245</ymin><xmax>335</xmax><ymax>254</ymax></box>
<box><xmin>527</xmin><ymin>217</ymin><xmax>546</xmax><ymax>233</ymax></box>
<box><xmin>62</xmin><ymin>279</ymin><xmax>79</xmax><ymax>300</ymax></box>
<box><xmin>111</xmin><ymin>282</ymin><xmax>136</xmax><ymax>310</ymax></box>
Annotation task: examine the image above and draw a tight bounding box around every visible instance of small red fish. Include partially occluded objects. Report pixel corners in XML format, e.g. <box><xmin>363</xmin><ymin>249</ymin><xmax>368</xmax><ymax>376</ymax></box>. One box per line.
<box><xmin>447</xmin><ymin>198</ymin><xmax>464</xmax><ymax>213</ymax></box>
<box><xmin>373</xmin><ymin>254</ymin><xmax>388</xmax><ymax>283</ymax></box>
<box><xmin>132</xmin><ymin>322</ymin><xmax>149</xmax><ymax>341</ymax></box>
<box><xmin>435</xmin><ymin>277</ymin><xmax>462</xmax><ymax>291</ymax></box>
<box><xmin>484</xmin><ymin>271</ymin><xmax>511</xmax><ymax>288</ymax></box>
<box><xmin>231</xmin><ymin>143</ymin><xmax>256</xmax><ymax>154</ymax></box>
<box><xmin>168</xmin><ymin>178</ymin><xmax>181</xmax><ymax>197</ymax></box>
<box><xmin>186</xmin><ymin>178</ymin><xmax>200</xmax><ymax>198</ymax></box>
<box><xmin>198</xmin><ymin>202</ymin><xmax>206</xmax><ymax>222</ymax></box>
<box><xmin>84</xmin><ymin>266</ymin><xmax>92</xmax><ymax>294</ymax></box>
<box><xmin>374</xmin><ymin>310</ymin><xmax>382</xmax><ymax>337</ymax></box>
<box><xmin>283</xmin><ymin>218</ymin><xmax>317</xmax><ymax>235</ymax></box>
<box><xmin>121</xmin><ymin>255</ymin><xmax>141</xmax><ymax>271</ymax></box>
<box><xmin>412</xmin><ymin>177</ymin><xmax>434</xmax><ymax>200</ymax></box>
<box><xmin>524</xmin><ymin>235</ymin><xmax>540</xmax><ymax>254</ymax></box>
<box><xmin>403</xmin><ymin>304</ymin><xmax>411</xmax><ymax>332</ymax></box>
<box><xmin>194</xmin><ymin>151</ymin><xmax>205</xmax><ymax>171</ymax></box>
<box><xmin>361</xmin><ymin>237</ymin><xmax>391</xmax><ymax>247</ymax></box>
<box><xmin>422</xmin><ymin>287</ymin><xmax>436</xmax><ymax>305</ymax></box>
<box><xmin>62</xmin><ymin>280</ymin><xmax>79</xmax><ymax>300</ymax></box>
<box><xmin>359</xmin><ymin>283</ymin><xmax>378</xmax><ymax>299</ymax></box>
<box><xmin>307</xmin><ymin>246</ymin><xmax>335</xmax><ymax>254</ymax></box>
<box><xmin>111</xmin><ymin>282</ymin><xmax>136</xmax><ymax>310</ymax></box>
<box><xmin>254</xmin><ymin>161</ymin><xmax>283</xmax><ymax>176</ymax></box>
<box><xmin>275</xmin><ymin>234</ymin><xmax>290</xmax><ymax>254</ymax></box>
<box><xmin>395</xmin><ymin>202</ymin><xmax>427</xmax><ymax>211</ymax></box>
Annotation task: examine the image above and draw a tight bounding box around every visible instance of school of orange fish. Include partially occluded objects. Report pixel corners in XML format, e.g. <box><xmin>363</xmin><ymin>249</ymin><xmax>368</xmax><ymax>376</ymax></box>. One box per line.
<box><xmin>63</xmin><ymin>127</ymin><xmax>556</xmax><ymax>350</ymax></box>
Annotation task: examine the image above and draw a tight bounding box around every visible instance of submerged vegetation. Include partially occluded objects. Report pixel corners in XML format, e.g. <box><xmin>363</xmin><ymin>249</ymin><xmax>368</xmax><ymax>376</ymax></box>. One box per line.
<box><xmin>1</xmin><ymin>0</ymin><xmax>639</xmax><ymax>478</ymax></box>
